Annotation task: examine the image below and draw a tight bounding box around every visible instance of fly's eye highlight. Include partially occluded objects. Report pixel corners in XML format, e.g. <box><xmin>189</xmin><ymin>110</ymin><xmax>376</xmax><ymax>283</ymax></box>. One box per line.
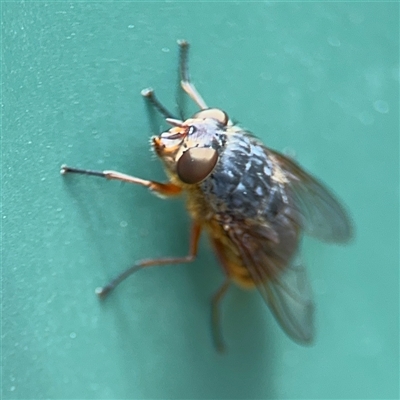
<box><xmin>177</xmin><ymin>147</ymin><xmax>219</xmax><ymax>184</ymax></box>
<box><xmin>188</xmin><ymin>125</ymin><xmax>197</xmax><ymax>135</ymax></box>
<box><xmin>193</xmin><ymin>108</ymin><xmax>229</xmax><ymax>126</ymax></box>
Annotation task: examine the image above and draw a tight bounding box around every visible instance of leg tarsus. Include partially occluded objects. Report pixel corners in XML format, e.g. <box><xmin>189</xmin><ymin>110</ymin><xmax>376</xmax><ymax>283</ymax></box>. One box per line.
<box><xmin>141</xmin><ymin>87</ymin><xmax>177</xmax><ymax>119</ymax></box>
<box><xmin>95</xmin><ymin>264</ymin><xmax>142</xmax><ymax>299</ymax></box>
<box><xmin>61</xmin><ymin>165</ymin><xmax>104</xmax><ymax>177</ymax></box>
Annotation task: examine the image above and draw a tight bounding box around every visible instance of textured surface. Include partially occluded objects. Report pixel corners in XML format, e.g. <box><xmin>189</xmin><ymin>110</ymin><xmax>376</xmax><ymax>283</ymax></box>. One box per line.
<box><xmin>2</xmin><ymin>2</ymin><xmax>399</xmax><ymax>399</ymax></box>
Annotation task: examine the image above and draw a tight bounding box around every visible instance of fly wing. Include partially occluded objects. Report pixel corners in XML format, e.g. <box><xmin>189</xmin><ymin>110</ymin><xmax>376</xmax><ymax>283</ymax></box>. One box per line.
<box><xmin>267</xmin><ymin>148</ymin><xmax>353</xmax><ymax>243</ymax></box>
<box><xmin>227</xmin><ymin>217</ymin><xmax>314</xmax><ymax>344</ymax></box>
<box><xmin>261</xmin><ymin>260</ymin><xmax>314</xmax><ymax>344</ymax></box>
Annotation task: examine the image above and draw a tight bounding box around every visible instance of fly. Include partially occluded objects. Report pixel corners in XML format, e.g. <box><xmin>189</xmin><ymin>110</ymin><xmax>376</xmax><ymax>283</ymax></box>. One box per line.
<box><xmin>61</xmin><ymin>40</ymin><xmax>353</xmax><ymax>351</ymax></box>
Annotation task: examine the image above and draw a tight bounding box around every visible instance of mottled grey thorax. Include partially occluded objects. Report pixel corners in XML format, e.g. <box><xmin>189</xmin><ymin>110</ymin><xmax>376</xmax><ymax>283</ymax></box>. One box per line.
<box><xmin>200</xmin><ymin>130</ymin><xmax>279</xmax><ymax>220</ymax></box>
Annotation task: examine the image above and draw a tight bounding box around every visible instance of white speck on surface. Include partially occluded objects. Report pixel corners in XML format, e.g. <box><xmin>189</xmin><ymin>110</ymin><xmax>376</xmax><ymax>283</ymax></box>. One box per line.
<box><xmin>373</xmin><ymin>100</ymin><xmax>389</xmax><ymax>114</ymax></box>
<box><xmin>69</xmin><ymin>332</ymin><xmax>77</xmax><ymax>339</ymax></box>
<box><xmin>327</xmin><ymin>36</ymin><xmax>341</xmax><ymax>47</ymax></box>
<box><xmin>356</xmin><ymin>325</ymin><xmax>384</xmax><ymax>357</ymax></box>
<box><xmin>120</xmin><ymin>220</ymin><xmax>128</xmax><ymax>228</ymax></box>
<box><xmin>288</xmin><ymin>87</ymin><xmax>301</xmax><ymax>99</ymax></box>
<box><xmin>359</xmin><ymin>335</ymin><xmax>383</xmax><ymax>357</ymax></box>
<box><xmin>348</xmin><ymin>11</ymin><xmax>364</xmax><ymax>25</ymax></box>
<box><xmin>260</xmin><ymin>72</ymin><xmax>272</xmax><ymax>81</ymax></box>
<box><xmin>358</xmin><ymin>111</ymin><xmax>375</xmax><ymax>125</ymax></box>
<box><xmin>128</xmin><ymin>24</ymin><xmax>135</xmax><ymax>29</ymax></box>
<box><xmin>162</xmin><ymin>47</ymin><xmax>170</xmax><ymax>53</ymax></box>
<box><xmin>47</xmin><ymin>293</ymin><xmax>56</xmax><ymax>304</ymax></box>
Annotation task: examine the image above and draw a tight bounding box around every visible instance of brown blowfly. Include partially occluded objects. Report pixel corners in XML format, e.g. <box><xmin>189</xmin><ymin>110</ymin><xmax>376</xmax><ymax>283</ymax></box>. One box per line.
<box><xmin>61</xmin><ymin>40</ymin><xmax>353</xmax><ymax>351</ymax></box>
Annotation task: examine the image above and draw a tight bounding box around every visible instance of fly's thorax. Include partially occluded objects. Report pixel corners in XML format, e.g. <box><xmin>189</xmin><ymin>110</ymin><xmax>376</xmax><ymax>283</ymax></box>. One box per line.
<box><xmin>199</xmin><ymin>131</ymin><xmax>279</xmax><ymax>220</ymax></box>
<box><xmin>152</xmin><ymin>113</ymin><xmax>227</xmax><ymax>185</ymax></box>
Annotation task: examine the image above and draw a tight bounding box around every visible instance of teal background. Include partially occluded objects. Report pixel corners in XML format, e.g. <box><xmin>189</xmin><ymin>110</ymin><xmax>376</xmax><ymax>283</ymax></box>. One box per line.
<box><xmin>2</xmin><ymin>2</ymin><xmax>399</xmax><ymax>399</ymax></box>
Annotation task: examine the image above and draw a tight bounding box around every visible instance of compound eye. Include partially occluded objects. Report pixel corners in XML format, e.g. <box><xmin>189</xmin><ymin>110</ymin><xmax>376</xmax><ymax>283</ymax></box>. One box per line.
<box><xmin>193</xmin><ymin>108</ymin><xmax>229</xmax><ymax>126</ymax></box>
<box><xmin>177</xmin><ymin>147</ymin><xmax>219</xmax><ymax>184</ymax></box>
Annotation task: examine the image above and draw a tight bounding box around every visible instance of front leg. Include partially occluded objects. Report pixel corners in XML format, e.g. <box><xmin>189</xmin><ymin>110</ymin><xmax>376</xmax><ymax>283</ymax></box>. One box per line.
<box><xmin>60</xmin><ymin>165</ymin><xmax>182</xmax><ymax>197</ymax></box>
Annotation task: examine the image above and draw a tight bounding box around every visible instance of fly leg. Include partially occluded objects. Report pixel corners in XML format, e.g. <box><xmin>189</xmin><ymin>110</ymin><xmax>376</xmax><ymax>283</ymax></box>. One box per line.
<box><xmin>209</xmin><ymin>238</ymin><xmax>234</xmax><ymax>352</ymax></box>
<box><xmin>211</xmin><ymin>279</ymin><xmax>231</xmax><ymax>353</ymax></box>
<box><xmin>178</xmin><ymin>40</ymin><xmax>208</xmax><ymax>110</ymax></box>
<box><xmin>141</xmin><ymin>40</ymin><xmax>208</xmax><ymax>119</ymax></box>
<box><xmin>96</xmin><ymin>223</ymin><xmax>202</xmax><ymax>298</ymax></box>
<box><xmin>141</xmin><ymin>87</ymin><xmax>177</xmax><ymax>119</ymax></box>
<box><xmin>60</xmin><ymin>165</ymin><xmax>182</xmax><ymax>197</ymax></box>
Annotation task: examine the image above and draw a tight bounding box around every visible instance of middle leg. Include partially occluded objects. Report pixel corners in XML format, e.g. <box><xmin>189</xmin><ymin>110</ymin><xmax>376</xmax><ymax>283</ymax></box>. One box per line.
<box><xmin>97</xmin><ymin>222</ymin><xmax>202</xmax><ymax>298</ymax></box>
